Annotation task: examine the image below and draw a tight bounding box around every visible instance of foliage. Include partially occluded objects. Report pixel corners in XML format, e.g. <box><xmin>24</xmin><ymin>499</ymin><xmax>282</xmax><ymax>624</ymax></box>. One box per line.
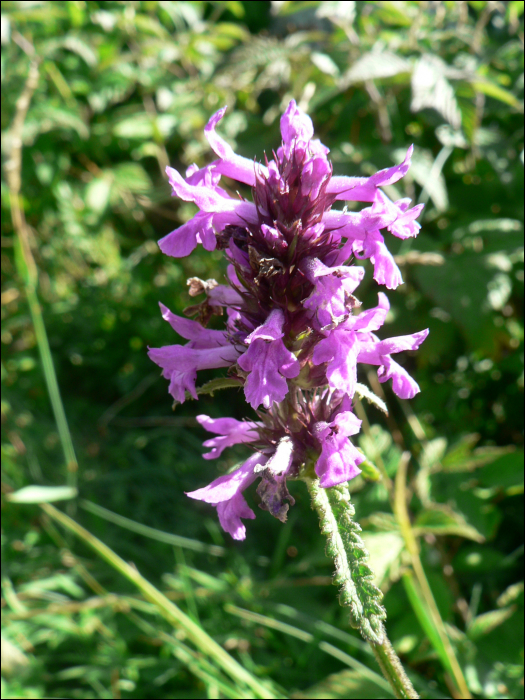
<box><xmin>1</xmin><ymin>1</ymin><xmax>523</xmax><ymax>698</ymax></box>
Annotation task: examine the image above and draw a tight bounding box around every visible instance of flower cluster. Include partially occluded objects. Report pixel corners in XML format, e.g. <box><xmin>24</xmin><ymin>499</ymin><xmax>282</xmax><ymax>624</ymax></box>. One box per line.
<box><xmin>149</xmin><ymin>101</ymin><xmax>428</xmax><ymax>540</ymax></box>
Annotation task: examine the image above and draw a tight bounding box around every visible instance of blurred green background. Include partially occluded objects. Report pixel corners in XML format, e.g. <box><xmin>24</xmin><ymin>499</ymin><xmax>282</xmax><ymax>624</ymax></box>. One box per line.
<box><xmin>1</xmin><ymin>1</ymin><xmax>523</xmax><ymax>698</ymax></box>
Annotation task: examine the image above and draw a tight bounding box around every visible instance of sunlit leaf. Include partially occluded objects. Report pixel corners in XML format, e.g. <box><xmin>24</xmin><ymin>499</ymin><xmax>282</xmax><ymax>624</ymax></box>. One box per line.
<box><xmin>414</xmin><ymin>505</ymin><xmax>485</xmax><ymax>542</ymax></box>
<box><xmin>85</xmin><ymin>177</ymin><xmax>111</xmax><ymax>213</ymax></box>
<box><xmin>341</xmin><ymin>51</ymin><xmax>411</xmax><ymax>87</ymax></box>
<box><xmin>7</xmin><ymin>485</ymin><xmax>78</xmax><ymax>503</ymax></box>
<box><xmin>399</xmin><ymin>147</ymin><xmax>448</xmax><ymax>211</ymax></box>
<box><xmin>467</xmin><ymin>606</ymin><xmax>517</xmax><ymax>640</ymax></box>
<box><xmin>472</xmin><ymin>80</ymin><xmax>522</xmax><ymax>109</ymax></box>
<box><xmin>411</xmin><ymin>55</ymin><xmax>461</xmax><ymax>129</ymax></box>
<box><xmin>294</xmin><ymin>668</ymin><xmax>394</xmax><ymax>698</ymax></box>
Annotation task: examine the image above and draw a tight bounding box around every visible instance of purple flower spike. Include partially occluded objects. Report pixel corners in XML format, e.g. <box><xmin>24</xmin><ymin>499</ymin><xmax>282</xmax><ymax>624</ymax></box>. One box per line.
<box><xmin>152</xmin><ymin>99</ymin><xmax>428</xmax><ymax>539</ymax></box>
<box><xmin>238</xmin><ymin>309</ymin><xmax>300</xmax><ymax>409</ymax></box>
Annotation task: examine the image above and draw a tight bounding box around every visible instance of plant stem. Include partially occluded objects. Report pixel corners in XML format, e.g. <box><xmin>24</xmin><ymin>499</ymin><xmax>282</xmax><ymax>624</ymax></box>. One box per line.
<box><xmin>394</xmin><ymin>454</ymin><xmax>471</xmax><ymax>699</ymax></box>
<box><xmin>6</xmin><ymin>53</ymin><xmax>79</xmax><ymax>490</ymax></box>
<box><xmin>305</xmin><ymin>477</ymin><xmax>419</xmax><ymax>699</ymax></box>
<box><xmin>371</xmin><ymin>637</ymin><xmax>419</xmax><ymax>699</ymax></box>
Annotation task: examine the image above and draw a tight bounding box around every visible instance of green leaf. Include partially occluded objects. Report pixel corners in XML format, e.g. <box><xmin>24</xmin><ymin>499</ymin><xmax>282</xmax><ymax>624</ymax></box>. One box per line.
<box><xmin>442</xmin><ymin>444</ymin><xmax>514</xmax><ymax>472</ymax></box>
<box><xmin>133</xmin><ymin>13</ymin><xmax>170</xmax><ymax>38</ymax></box>
<box><xmin>357</xmin><ymin>455</ymin><xmax>382</xmax><ymax>482</ymax></box>
<box><xmin>420</xmin><ymin>438</ymin><xmax>448</xmax><ymax>470</ymax></box>
<box><xmin>7</xmin><ymin>485</ymin><xmax>78</xmax><ymax>503</ymax></box>
<box><xmin>361</xmin><ymin>532</ymin><xmax>404</xmax><ymax>587</ymax></box>
<box><xmin>306</xmin><ymin>479</ymin><xmax>387</xmax><ymax>644</ymax></box>
<box><xmin>402</xmin><ymin>572</ymin><xmax>456</xmax><ymax>681</ymax></box>
<box><xmin>24</xmin><ymin>105</ymin><xmax>89</xmax><ymax>141</ymax></box>
<box><xmin>113</xmin><ymin>113</ymin><xmax>177</xmax><ymax>140</ymax></box>
<box><xmin>294</xmin><ymin>668</ymin><xmax>394</xmax><ymax>699</ymax></box>
<box><xmin>402</xmin><ymin>147</ymin><xmax>448</xmax><ymax>211</ymax></box>
<box><xmin>113</xmin><ymin>163</ymin><xmax>152</xmax><ymax>193</ymax></box>
<box><xmin>411</xmin><ymin>55</ymin><xmax>461</xmax><ymax>129</ymax></box>
<box><xmin>414</xmin><ymin>505</ymin><xmax>485</xmax><ymax>542</ymax></box>
<box><xmin>441</xmin><ymin>433</ymin><xmax>480</xmax><ymax>470</ymax></box>
<box><xmin>453</xmin><ymin>545</ymin><xmax>506</xmax><ymax>573</ymax></box>
<box><xmin>341</xmin><ymin>51</ymin><xmax>411</xmax><ymax>86</ymax></box>
<box><xmin>42</xmin><ymin>36</ymin><xmax>97</xmax><ymax>66</ymax></box>
<box><xmin>477</xmin><ymin>450</ymin><xmax>524</xmax><ymax>492</ymax></box>
<box><xmin>472</xmin><ymin>80</ymin><xmax>523</xmax><ymax>109</ymax></box>
<box><xmin>175</xmin><ymin>377</ymin><xmax>244</xmax><ymax>406</ymax></box>
<box><xmin>311</xmin><ymin>52</ymin><xmax>340</xmax><ymax>77</ymax></box>
<box><xmin>19</xmin><ymin>573</ymin><xmax>84</xmax><ymax>598</ymax></box>
<box><xmin>496</xmin><ymin>582</ymin><xmax>524</xmax><ymax>608</ymax></box>
<box><xmin>85</xmin><ymin>177</ymin><xmax>111</xmax><ymax>213</ymax></box>
<box><xmin>467</xmin><ymin>606</ymin><xmax>517</xmax><ymax>640</ymax></box>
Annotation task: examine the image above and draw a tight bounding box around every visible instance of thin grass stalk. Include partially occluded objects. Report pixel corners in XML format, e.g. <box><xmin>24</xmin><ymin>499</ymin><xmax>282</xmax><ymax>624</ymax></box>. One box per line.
<box><xmin>6</xmin><ymin>53</ymin><xmax>78</xmax><ymax>498</ymax></box>
<box><xmin>39</xmin><ymin>502</ymin><xmax>276</xmax><ymax>700</ymax></box>
<box><xmin>394</xmin><ymin>455</ymin><xmax>472</xmax><ymax>699</ymax></box>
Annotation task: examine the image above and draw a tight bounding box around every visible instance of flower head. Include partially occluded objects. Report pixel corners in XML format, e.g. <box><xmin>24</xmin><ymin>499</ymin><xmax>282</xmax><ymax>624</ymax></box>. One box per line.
<box><xmin>151</xmin><ymin>100</ymin><xmax>427</xmax><ymax>539</ymax></box>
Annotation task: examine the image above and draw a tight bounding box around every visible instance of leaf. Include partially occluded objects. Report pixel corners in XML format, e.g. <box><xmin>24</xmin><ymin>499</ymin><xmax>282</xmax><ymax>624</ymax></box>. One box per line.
<box><xmin>402</xmin><ymin>572</ymin><xmax>456</xmax><ymax>682</ymax></box>
<box><xmin>361</xmin><ymin>531</ymin><xmax>404</xmax><ymax>586</ymax></box>
<box><xmin>361</xmin><ymin>512</ymin><xmax>398</xmax><ymax>532</ymax></box>
<box><xmin>85</xmin><ymin>177</ymin><xmax>111</xmax><ymax>213</ymax></box>
<box><xmin>7</xmin><ymin>485</ymin><xmax>78</xmax><ymax>503</ymax></box>
<box><xmin>133</xmin><ymin>13</ymin><xmax>170</xmax><ymax>38</ymax></box>
<box><xmin>355</xmin><ymin>383</ymin><xmax>388</xmax><ymax>414</ymax></box>
<box><xmin>19</xmin><ymin>573</ymin><xmax>84</xmax><ymax>598</ymax></box>
<box><xmin>24</xmin><ymin>105</ymin><xmax>89</xmax><ymax>141</ymax></box>
<box><xmin>174</xmin><ymin>377</ymin><xmax>244</xmax><ymax>406</ymax></box>
<box><xmin>341</xmin><ymin>51</ymin><xmax>412</xmax><ymax>87</ymax></box>
<box><xmin>414</xmin><ymin>505</ymin><xmax>485</xmax><ymax>542</ymax></box>
<box><xmin>420</xmin><ymin>438</ymin><xmax>448</xmax><ymax>470</ymax></box>
<box><xmin>311</xmin><ymin>52</ymin><xmax>339</xmax><ymax>77</ymax></box>
<box><xmin>357</xmin><ymin>454</ymin><xmax>382</xmax><ymax>482</ymax></box>
<box><xmin>400</xmin><ymin>147</ymin><xmax>448</xmax><ymax>211</ymax></box>
<box><xmin>411</xmin><ymin>55</ymin><xmax>461</xmax><ymax>129</ymax></box>
<box><xmin>293</xmin><ymin>669</ymin><xmax>394</xmax><ymax>699</ymax></box>
<box><xmin>467</xmin><ymin>606</ymin><xmax>517</xmax><ymax>640</ymax></box>
<box><xmin>441</xmin><ymin>433</ymin><xmax>480</xmax><ymax>470</ymax></box>
<box><xmin>496</xmin><ymin>582</ymin><xmax>524</xmax><ymax>608</ymax></box>
<box><xmin>113</xmin><ymin>163</ymin><xmax>152</xmax><ymax>193</ymax></box>
<box><xmin>453</xmin><ymin>545</ymin><xmax>506</xmax><ymax>573</ymax></box>
<box><xmin>42</xmin><ymin>36</ymin><xmax>97</xmax><ymax>66</ymax></box>
<box><xmin>413</xmin><ymin>251</ymin><xmax>514</xmax><ymax>352</ymax></box>
<box><xmin>477</xmin><ymin>450</ymin><xmax>524</xmax><ymax>492</ymax></box>
<box><xmin>472</xmin><ymin>80</ymin><xmax>523</xmax><ymax>110</ymax></box>
<box><xmin>113</xmin><ymin>113</ymin><xmax>178</xmax><ymax>140</ymax></box>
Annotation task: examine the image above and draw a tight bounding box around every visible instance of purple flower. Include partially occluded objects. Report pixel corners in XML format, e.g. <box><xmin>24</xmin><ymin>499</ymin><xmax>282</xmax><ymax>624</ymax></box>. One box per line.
<box><xmin>197</xmin><ymin>414</ymin><xmax>261</xmax><ymax>460</ymax></box>
<box><xmin>148</xmin><ymin>303</ymin><xmax>239</xmax><ymax>403</ymax></box>
<box><xmin>302</xmin><ymin>258</ymin><xmax>365</xmax><ymax>327</ymax></box>
<box><xmin>238</xmin><ymin>309</ymin><xmax>300</xmax><ymax>409</ymax></box>
<box><xmin>186</xmin><ymin>452</ymin><xmax>268</xmax><ymax>540</ymax></box>
<box><xmin>313</xmin><ymin>407</ymin><xmax>365</xmax><ymax>488</ymax></box>
<box><xmin>151</xmin><ymin>99</ymin><xmax>428</xmax><ymax>539</ymax></box>
<box><xmin>357</xmin><ymin>329</ymin><xmax>429</xmax><ymax>399</ymax></box>
<box><xmin>312</xmin><ymin>328</ymin><xmax>360</xmax><ymax>398</ymax></box>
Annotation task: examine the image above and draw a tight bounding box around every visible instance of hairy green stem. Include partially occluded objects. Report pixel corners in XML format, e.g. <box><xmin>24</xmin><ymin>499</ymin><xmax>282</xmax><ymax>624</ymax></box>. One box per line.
<box><xmin>305</xmin><ymin>477</ymin><xmax>419</xmax><ymax>699</ymax></box>
<box><xmin>371</xmin><ymin>637</ymin><xmax>419</xmax><ymax>699</ymax></box>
